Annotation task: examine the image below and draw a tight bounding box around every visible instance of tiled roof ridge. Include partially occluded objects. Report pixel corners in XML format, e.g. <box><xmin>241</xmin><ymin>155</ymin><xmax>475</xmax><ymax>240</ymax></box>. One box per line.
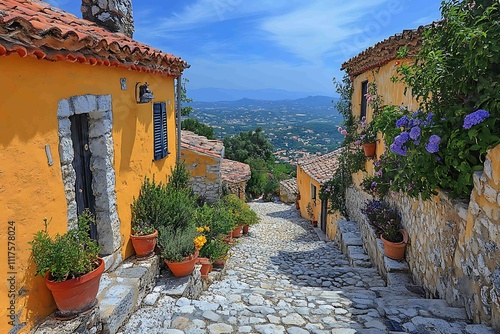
<box><xmin>221</xmin><ymin>159</ymin><xmax>251</xmax><ymax>183</ymax></box>
<box><xmin>181</xmin><ymin>130</ymin><xmax>224</xmax><ymax>158</ymax></box>
<box><xmin>280</xmin><ymin>178</ymin><xmax>298</xmax><ymax>194</ymax></box>
<box><xmin>0</xmin><ymin>0</ymin><xmax>188</xmax><ymax>76</ymax></box>
<box><xmin>298</xmin><ymin>148</ymin><xmax>343</xmax><ymax>166</ymax></box>
<box><xmin>298</xmin><ymin>149</ymin><xmax>343</xmax><ymax>184</ymax></box>
<box><xmin>340</xmin><ymin>24</ymin><xmax>435</xmax><ymax>77</ymax></box>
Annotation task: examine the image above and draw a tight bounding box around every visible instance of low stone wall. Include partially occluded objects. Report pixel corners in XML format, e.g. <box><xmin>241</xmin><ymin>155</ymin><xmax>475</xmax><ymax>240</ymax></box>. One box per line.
<box><xmin>345</xmin><ymin>146</ymin><xmax>500</xmax><ymax>330</ymax></box>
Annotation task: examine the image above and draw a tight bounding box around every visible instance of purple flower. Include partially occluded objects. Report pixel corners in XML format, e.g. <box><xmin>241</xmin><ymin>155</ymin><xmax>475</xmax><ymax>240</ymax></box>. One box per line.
<box><xmin>390</xmin><ymin>142</ymin><xmax>407</xmax><ymax>156</ymax></box>
<box><xmin>371</xmin><ymin>182</ymin><xmax>377</xmax><ymax>188</ymax></box>
<box><xmin>409</xmin><ymin>126</ymin><xmax>421</xmax><ymax>140</ymax></box>
<box><xmin>396</xmin><ymin>116</ymin><xmax>409</xmax><ymax>128</ymax></box>
<box><xmin>463</xmin><ymin>109</ymin><xmax>490</xmax><ymax>129</ymax></box>
<box><xmin>425</xmin><ymin>135</ymin><xmax>441</xmax><ymax>153</ymax></box>
<box><xmin>394</xmin><ymin>132</ymin><xmax>410</xmax><ymax>145</ymax></box>
<box><xmin>426</xmin><ymin>112</ymin><xmax>434</xmax><ymax>122</ymax></box>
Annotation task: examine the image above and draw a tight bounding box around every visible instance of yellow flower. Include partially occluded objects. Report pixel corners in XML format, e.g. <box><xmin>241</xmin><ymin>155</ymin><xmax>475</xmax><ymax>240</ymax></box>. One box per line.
<box><xmin>193</xmin><ymin>235</ymin><xmax>207</xmax><ymax>250</ymax></box>
<box><xmin>196</xmin><ymin>227</ymin><xmax>204</xmax><ymax>233</ymax></box>
<box><xmin>204</xmin><ymin>226</ymin><xmax>210</xmax><ymax>232</ymax></box>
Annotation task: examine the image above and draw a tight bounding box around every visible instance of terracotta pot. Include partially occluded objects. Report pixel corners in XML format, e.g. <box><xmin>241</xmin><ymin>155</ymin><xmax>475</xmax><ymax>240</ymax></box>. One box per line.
<box><xmin>45</xmin><ymin>258</ymin><xmax>104</xmax><ymax>318</ymax></box>
<box><xmin>311</xmin><ymin>220</ymin><xmax>318</xmax><ymax>227</ymax></box>
<box><xmin>165</xmin><ymin>251</ymin><xmax>199</xmax><ymax>278</ymax></box>
<box><xmin>130</xmin><ymin>230</ymin><xmax>158</xmax><ymax>259</ymax></box>
<box><xmin>223</xmin><ymin>234</ymin><xmax>234</xmax><ymax>245</ymax></box>
<box><xmin>231</xmin><ymin>225</ymin><xmax>243</xmax><ymax>238</ymax></box>
<box><xmin>242</xmin><ymin>225</ymin><xmax>250</xmax><ymax>234</ymax></box>
<box><xmin>363</xmin><ymin>142</ymin><xmax>376</xmax><ymax>157</ymax></box>
<box><xmin>381</xmin><ymin>229</ymin><xmax>408</xmax><ymax>260</ymax></box>
<box><xmin>213</xmin><ymin>259</ymin><xmax>225</xmax><ymax>268</ymax></box>
<box><xmin>199</xmin><ymin>258</ymin><xmax>212</xmax><ymax>279</ymax></box>
<box><xmin>295</xmin><ymin>202</ymin><xmax>300</xmax><ymax>210</ymax></box>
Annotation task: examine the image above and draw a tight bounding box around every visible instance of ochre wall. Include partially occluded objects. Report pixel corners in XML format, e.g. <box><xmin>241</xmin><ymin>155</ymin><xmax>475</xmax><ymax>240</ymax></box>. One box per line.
<box><xmin>296</xmin><ymin>165</ymin><xmax>321</xmax><ymax>222</ymax></box>
<box><xmin>0</xmin><ymin>54</ymin><xmax>178</xmax><ymax>333</ymax></box>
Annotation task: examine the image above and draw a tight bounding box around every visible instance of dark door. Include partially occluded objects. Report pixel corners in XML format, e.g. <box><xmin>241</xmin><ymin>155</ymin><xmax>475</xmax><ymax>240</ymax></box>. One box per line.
<box><xmin>320</xmin><ymin>199</ymin><xmax>328</xmax><ymax>233</ymax></box>
<box><xmin>70</xmin><ymin>114</ymin><xmax>98</xmax><ymax>240</ymax></box>
<box><xmin>361</xmin><ymin>80</ymin><xmax>368</xmax><ymax>119</ymax></box>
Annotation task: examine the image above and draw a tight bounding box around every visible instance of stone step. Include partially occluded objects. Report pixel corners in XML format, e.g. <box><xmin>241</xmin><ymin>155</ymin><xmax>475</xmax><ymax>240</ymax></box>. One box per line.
<box><xmin>97</xmin><ymin>256</ymin><xmax>160</xmax><ymax>334</ymax></box>
<box><xmin>347</xmin><ymin>245</ymin><xmax>372</xmax><ymax>268</ymax></box>
<box><xmin>376</xmin><ymin>297</ymin><xmax>468</xmax><ymax>322</ymax></box>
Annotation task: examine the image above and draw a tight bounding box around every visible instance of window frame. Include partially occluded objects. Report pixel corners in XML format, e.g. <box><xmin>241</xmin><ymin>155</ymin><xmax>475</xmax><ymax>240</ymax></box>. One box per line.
<box><xmin>360</xmin><ymin>80</ymin><xmax>368</xmax><ymax>119</ymax></box>
<box><xmin>153</xmin><ymin>102</ymin><xmax>169</xmax><ymax>161</ymax></box>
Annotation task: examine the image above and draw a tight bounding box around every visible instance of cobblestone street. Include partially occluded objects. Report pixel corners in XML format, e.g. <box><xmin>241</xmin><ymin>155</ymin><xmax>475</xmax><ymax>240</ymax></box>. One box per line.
<box><xmin>119</xmin><ymin>201</ymin><xmax>494</xmax><ymax>334</ymax></box>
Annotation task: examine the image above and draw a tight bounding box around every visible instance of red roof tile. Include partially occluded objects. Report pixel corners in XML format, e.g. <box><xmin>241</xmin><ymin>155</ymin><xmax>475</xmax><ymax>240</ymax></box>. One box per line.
<box><xmin>280</xmin><ymin>178</ymin><xmax>297</xmax><ymax>195</ymax></box>
<box><xmin>0</xmin><ymin>0</ymin><xmax>188</xmax><ymax>76</ymax></box>
<box><xmin>181</xmin><ymin>131</ymin><xmax>224</xmax><ymax>158</ymax></box>
<box><xmin>221</xmin><ymin>159</ymin><xmax>251</xmax><ymax>184</ymax></box>
<box><xmin>297</xmin><ymin>149</ymin><xmax>342</xmax><ymax>184</ymax></box>
<box><xmin>341</xmin><ymin>25</ymin><xmax>428</xmax><ymax>77</ymax></box>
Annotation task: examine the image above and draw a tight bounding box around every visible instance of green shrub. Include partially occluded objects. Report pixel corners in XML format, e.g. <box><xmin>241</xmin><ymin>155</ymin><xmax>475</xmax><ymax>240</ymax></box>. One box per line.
<box><xmin>199</xmin><ymin>238</ymin><xmax>230</xmax><ymax>261</ymax></box>
<box><xmin>131</xmin><ymin>177</ymin><xmax>166</xmax><ymax>235</ymax></box>
<box><xmin>166</xmin><ymin>161</ymin><xmax>191</xmax><ymax>192</ymax></box>
<box><xmin>158</xmin><ymin>226</ymin><xmax>196</xmax><ymax>262</ymax></box>
<box><xmin>30</xmin><ymin>210</ymin><xmax>101</xmax><ymax>282</ymax></box>
<box><xmin>163</xmin><ymin>188</ymin><xmax>197</xmax><ymax>231</ymax></box>
<box><xmin>197</xmin><ymin>202</ymin><xmax>236</xmax><ymax>238</ymax></box>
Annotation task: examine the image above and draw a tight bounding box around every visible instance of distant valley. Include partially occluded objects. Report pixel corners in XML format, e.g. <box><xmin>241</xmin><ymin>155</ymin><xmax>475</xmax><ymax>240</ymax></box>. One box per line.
<box><xmin>186</xmin><ymin>96</ymin><xmax>344</xmax><ymax>164</ymax></box>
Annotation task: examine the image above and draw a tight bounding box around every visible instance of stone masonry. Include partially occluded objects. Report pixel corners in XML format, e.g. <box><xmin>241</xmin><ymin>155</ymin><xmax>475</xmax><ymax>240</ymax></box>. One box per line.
<box><xmin>81</xmin><ymin>0</ymin><xmax>134</xmax><ymax>38</ymax></box>
<box><xmin>346</xmin><ymin>145</ymin><xmax>500</xmax><ymax>330</ymax></box>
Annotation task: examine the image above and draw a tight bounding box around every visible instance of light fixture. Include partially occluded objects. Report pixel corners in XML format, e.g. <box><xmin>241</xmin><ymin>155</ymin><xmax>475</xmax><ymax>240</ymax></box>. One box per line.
<box><xmin>135</xmin><ymin>82</ymin><xmax>154</xmax><ymax>104</ymax></box>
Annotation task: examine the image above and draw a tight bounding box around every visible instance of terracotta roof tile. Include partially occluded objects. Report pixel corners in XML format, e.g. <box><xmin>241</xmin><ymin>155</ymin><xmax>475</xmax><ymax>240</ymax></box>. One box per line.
<box><xmin>0</xmin><ymin>0</ymin><xmax>188</xmax><ymax>76</ymax></box>
<box><xmin>341</xmin><ymin>25</ymin><xmax>430</xmax><ymax>77</ymax></box>
<box><xmin>280</xmin><ymin>178</ymin><xmax>298</xmax><ymax>195</ymax></box>
<box><xmin>181</xmin><ymin>131</ymin><xmax>224</xmax><ymax>158</ymax></box>
<box><xmin>221</xmin><ymin>159</ymin><xmax>251</xmax><ymax>184</ymax></box>
<box><xmin>297</xmin><ymin>149</ymin><xmax>343</xmax><ymax>184</ymax></box>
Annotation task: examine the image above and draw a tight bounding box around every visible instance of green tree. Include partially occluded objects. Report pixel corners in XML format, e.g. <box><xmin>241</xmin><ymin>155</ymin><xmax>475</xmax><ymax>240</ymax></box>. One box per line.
<box><xmin>178</xmin><ymin>78</ymin><xmax>194</xmax><ymax>117</ymax></box>
<box><xmin>181</xmin><ymin>118</ymin><xmax>215</xmax><ymax>139</ymax></box>
<box><xmin>224</xmin><ymin>127</ymin><xmax>274</xmax><ymax>163</ymax></box>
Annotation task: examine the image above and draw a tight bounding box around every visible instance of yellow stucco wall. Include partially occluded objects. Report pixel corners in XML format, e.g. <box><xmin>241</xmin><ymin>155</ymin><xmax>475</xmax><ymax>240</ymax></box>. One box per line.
<box><xmin>296</xmin><ymin>165</ymin><xmax>320</xmax><ymax>222</ymax></box>
<box><xmin>0</xmin><ymin>54</ymin><xmax>178</xmax><ymax>332</ymax></box>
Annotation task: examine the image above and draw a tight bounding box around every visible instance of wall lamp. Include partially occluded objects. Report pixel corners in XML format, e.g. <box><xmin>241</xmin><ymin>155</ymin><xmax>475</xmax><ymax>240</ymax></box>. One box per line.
<box><xmin>135</xmin><ymin>82</ymin><xmax>154</xmax><ymax>104</ymax></box>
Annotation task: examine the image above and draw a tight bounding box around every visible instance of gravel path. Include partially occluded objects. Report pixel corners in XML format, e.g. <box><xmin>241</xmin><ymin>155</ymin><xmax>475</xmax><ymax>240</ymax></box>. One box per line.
<box><xmin>118</xmin><ymin>201</ymin><xmax>494</xmax><ymax>334</ymax></box>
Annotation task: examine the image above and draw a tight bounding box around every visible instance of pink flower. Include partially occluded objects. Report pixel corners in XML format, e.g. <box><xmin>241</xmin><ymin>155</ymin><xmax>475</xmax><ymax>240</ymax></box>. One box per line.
<box><xmin>341</xmin><ymin>129</ymin><xmax>347</xmax><ymax>136</ymax></box>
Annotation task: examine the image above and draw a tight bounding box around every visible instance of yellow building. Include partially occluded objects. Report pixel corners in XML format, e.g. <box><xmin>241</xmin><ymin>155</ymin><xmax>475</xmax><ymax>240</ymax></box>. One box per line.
<box><xmin>296</xmin><ymin>150</ymin><xmax>341</xmax><ymax>239</ymax></box>
<box><xmin>0</xmin><ymin>1</ymin><xmax>188</xmax><ymax>331</ymax></box>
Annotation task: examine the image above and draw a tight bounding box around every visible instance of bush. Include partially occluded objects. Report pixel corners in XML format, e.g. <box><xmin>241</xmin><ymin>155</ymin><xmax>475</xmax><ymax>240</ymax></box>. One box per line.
<box><xmin>30</xmin><ymin>210</ymin><xmax>101</xmax><ymax>282</ymax></box>
<box><xmin>157</xmin><ymin>226</ymin><xmax>197</xmax><ymax>262</ymax></box>
<box><xmin>162</xmin><ymin>188</ymin><xmax>197</xmax><ymax>231</ymax></box>
<box><xmin>362</xmin><ymin>200</ymin><xmax>402</xmax><ymax>242</ymax></box>
<box><xmin>131</xmin><ymin>177</ymin><xmax>166</xmax><ymax>235</ymax></box>
<box><xmin>197</xmin><ymin>202</ymin><xmax>236</xmax><ymax>238</ymax></box>
<box><xmin>199</xmin><ymin>238</ymin><xmax>229</xmax><ymax>261</ymax></box>
<box><xmin>166</xmin><ymin>161</ymin><xmax>191</xmax><ymax>192</ymax></box>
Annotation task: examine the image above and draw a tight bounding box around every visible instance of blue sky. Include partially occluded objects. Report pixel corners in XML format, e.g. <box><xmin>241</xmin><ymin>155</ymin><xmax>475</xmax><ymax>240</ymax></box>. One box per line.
<box><xmin>46</xmin><ymin>0</ymin><xmax>442</xmax><ymax>95</ymax></box>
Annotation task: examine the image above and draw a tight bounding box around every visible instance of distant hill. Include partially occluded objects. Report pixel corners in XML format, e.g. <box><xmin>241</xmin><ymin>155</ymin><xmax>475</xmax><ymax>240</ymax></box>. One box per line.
<box><xmin>189</xmin><ymin>87</ymin><xmax>336</xmax><ymax>102</ymax></box>
<box><xmin>188</xmin><ymin>96</ymin><xmax>339</xmax><ymax>110</ymax></box>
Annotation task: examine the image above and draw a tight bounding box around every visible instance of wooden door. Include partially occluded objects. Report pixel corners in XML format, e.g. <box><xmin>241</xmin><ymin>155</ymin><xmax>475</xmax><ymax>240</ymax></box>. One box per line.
<box><xmin>320</xmin><ymin>199</ymin><xmax>328</xmax><ymax>233</ymax></box>
<box><xmin>70</xmin><ymin>114</ymin><xmax>98</xmax><ymax>240</ymax></box>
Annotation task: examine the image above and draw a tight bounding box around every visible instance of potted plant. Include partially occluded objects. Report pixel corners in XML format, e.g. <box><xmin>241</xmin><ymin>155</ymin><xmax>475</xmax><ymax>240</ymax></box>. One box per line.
<box><xmin>241</xmin><ymin>205</ymin><xmax>259</xmax><ymax>234</ymax></box>
<box><xmin>221</xmin><ymin>194</ymin><xmax>245</xmax><ymax>238</ymax></box>
<box><xmin>306</xmin><ymin>201</ymin><xmax>318</xmax><ymax>227</ymax></box>
<box><xmin>200</xmin><ymin>238</ymin><xmax>230</xmax><ymax>268</ymax></box>
<box><xmin>362</xmin><ymin>200</ymin><xmax>408</xmax><ymax>260</ymax></box>
<box><xmin>30</xmin><ymin>210</ymin><xmax>103</xmax><ymax>318</ymax></box>
<box><xmin>130</xmin><ymin>177</ymin><xmax>163</xmax><ymax>259</ymax></box>
<box><xmin>358</xmin><ymin>119</ymin><xmax>378</xmax><ymax>157</ymax></box>
<box><xmin>158</xmin><ymin>226</ymin><xmax>200</xmax><ymax>277</ymax></box>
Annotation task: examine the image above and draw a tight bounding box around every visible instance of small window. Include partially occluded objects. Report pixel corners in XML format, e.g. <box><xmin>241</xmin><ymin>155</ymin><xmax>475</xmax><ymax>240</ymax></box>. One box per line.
<box><xmin>361</xmin><ymin>80</ymin><xmax>368</xmax><ymax>119</ymax></box>
<box><xmin>153</xmin><ymin>102</ymin><xmax>168</xmax><ymax>160</ymax></box>
<box><xmin>311</xmin><ymin>183</ymin><xmax>317</xmax><ymax>200</ymax></box>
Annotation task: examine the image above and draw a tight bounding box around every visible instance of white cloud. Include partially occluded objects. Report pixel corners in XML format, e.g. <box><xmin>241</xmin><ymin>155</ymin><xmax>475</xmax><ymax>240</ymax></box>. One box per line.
<box><xmin>260</xmin><ymin>0</ymin><xmax>400</xmax><ymax>62</ymax></box>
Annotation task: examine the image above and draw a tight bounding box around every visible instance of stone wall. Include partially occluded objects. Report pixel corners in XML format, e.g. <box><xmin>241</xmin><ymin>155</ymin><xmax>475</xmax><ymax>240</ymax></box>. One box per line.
<box><xmin>223</xmin><ymin>181</ymin><xmax>247</xmax><ymax>200</ymax></box>
<box><xmin>345</xmin><ymin>145</ymin><xmax>500</xmax><ymax>329</ymax></box>
<box><xmin>183</xmin><ymin>157</ymin><xmax>222</xmax><ymax>203</ymax></box>
<box><xmin>81</xmin><ymin>0</ymin><xmax>134</xmax><ymax>37</ymax></box>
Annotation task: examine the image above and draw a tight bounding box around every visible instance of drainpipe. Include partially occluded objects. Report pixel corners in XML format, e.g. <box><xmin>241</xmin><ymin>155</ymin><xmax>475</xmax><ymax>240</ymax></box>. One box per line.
<box><xmin>176</xmin><ymin>76</ymin><xmax>182</xmax><ymax>163</ymax></box>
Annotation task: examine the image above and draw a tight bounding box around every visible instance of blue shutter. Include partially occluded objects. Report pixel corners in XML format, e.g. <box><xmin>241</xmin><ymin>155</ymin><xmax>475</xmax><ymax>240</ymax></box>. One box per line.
<box><xmin>153</xmin><ymin>102</ymin><xmax>168</xmax><ymax>160</ymax></box>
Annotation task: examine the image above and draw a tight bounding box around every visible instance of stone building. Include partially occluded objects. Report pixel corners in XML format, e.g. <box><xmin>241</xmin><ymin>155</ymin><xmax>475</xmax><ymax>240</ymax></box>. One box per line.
<box><xmin>0</xmin><ymin>0</ymin><xmax>187</xmax><ymax>331</ymax></box>
<box><xmin>221</xmin><ymin>159</ymin><xmax>251</xmax><ymax>200</ymax></box>
<box><xmin>279</xmin><ymin>178</ymin><xmax>298</xmax><ymax>204</ymax></box>
<box><xmin>296</xmin><ymin>150</ymin><xmax>341</xmax><ymax>237</ymax></box>
<box><xmin>341</xmin><ymin>26</ymin><xmax>500</xmax><ymax>330</ymax></box>
<box><xmin>180</xmin><ymin>131</ymin><xmax>224</xmax><ymax>202</ymax></box>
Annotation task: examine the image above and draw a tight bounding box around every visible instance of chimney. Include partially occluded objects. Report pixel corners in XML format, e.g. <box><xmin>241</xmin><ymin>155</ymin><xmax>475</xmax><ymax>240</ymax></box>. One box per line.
<box><xmin>81</xmin><ymin>0</ymin><xmax>134</xmax><ymax>38</ymax></box>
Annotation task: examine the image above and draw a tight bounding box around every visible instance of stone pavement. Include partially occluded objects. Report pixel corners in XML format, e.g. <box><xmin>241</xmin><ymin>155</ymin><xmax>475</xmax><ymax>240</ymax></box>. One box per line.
<box><xmin>118</xmin><ymin>201</ymin><xmax>494</xmax><ymax>334</ymax></box>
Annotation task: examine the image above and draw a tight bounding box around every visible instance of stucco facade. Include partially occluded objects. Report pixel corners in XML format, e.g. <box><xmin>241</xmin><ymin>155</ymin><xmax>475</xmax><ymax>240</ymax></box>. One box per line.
<box><xmin>0</xmin><ymin>2</ymin><xmax>187</xmax><ymax>332</ymax></box>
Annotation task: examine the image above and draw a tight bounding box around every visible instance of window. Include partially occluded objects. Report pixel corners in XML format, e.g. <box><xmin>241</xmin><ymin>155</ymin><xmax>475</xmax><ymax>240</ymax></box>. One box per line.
<box><xmin>310</xmin><ymin>183</ymin><xmax>317</xmax><ymax>200</ymax></box>
<box><xmin>361</xmin><ymin>80</ymin><xmax>368</xmax><ymax>119</ymax></box>
<box><xmin>153</xmin><ymin>102</ymin><xmax>168</xmax><ymax>160</ymax></box>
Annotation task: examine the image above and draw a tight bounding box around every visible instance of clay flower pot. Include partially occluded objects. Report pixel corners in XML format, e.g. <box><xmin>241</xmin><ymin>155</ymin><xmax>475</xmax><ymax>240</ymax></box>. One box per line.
<box><xmin>130</xmin><ymin>230</ymin><xmax>158</xmax><ymax>259</ymax></box>
<box><xmin>165</xmin><ymin>251</ymin><xmax>199</xmax><ymax>278</ymax></box>
<box><xmin>198</xmin><ymin>258</ymin><xmax>212</xmax><ymax>279</ymax></box>
<box><xmin>311</xmin><ymin>220</ymin><xmax>318</xmax><ymax>227</ymax></box>
<box><xmin>242</xmin><ymin>225</ymin><xmax>250</xmax><ymax>234</ymax></box>
<box><xmin>213</xmin><ymin>259</ymin><xmax>225</xmax><ymax>268</ymax></box>
<box><xmin>381</xmin><ymin>229</ymin><xmax>408</xmax><ymax>260</ymax></box>
<box><xmin>45</xmin><ymin>258</ymin><xmax>104</xmax><ymax>319</ymax></box>
<box><xmin>363</xmin><ymin>142</ymin><xmax>376</xmax><ymax>157</ymax></box>
<box><xmin>231</xmin><ymin>225</ymin><xmax>243</xmax><ymax>238</ymax></box>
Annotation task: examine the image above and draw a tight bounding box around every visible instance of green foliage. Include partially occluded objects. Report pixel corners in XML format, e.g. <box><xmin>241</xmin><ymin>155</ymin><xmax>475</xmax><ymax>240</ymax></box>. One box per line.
<box><xmin>162</xmin><ymin>188</ymin><xmax>198</xmax><ymax>231</ymax></box>
<box><xmin>382</xmin><ymin>0</ymin><xmax>500</xmax><ymax>199</ymax></box>
<box><xmin>196</xmin><ymin>203</ymin><xmax>236</xmax><ymax>238</ymax></box>
<box><xmin>30</xmin><ymin>210</ymin><xmax>101</xmax><ymax>282</ymax></box>
<box><xmin>131</xmin><ymin>177</ymin><xmax>165</xmax><ymax>235</ymax></box>
<box><xmin>181</xmin><ymin>118</ymin><xmax>215</xmax><ymax>139</ymax></box>
<box><xmin>158</xmin><ymin>225</ymin><xmax>196</xmax><ymax>262</ymax></box>
<box><xmin>199</xmin><ymin>238</ymin><xmax>229</xmax><ymax>261</ymax></box>
<box><xmin>167</xmin><ymin>161</ymin><xmax>191</xmax><ymax>192</ymax></box>
<box><xmin>224</xmin><ymin>127</ymin><xmax>274</xmax><ymax>163</ymax></box>
<box><xmin>179</xmin><ymin>78</ymin><xmax>194</xmax><ymax>117</ymax></box>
